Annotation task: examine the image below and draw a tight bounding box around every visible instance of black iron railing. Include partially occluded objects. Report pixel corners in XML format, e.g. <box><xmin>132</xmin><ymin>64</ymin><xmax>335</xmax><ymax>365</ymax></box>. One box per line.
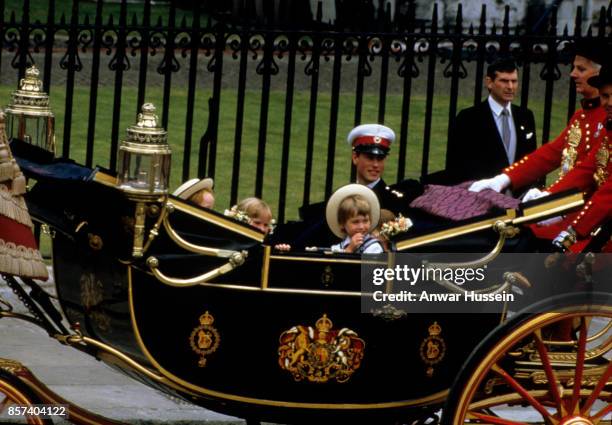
<box><xmin>1</xmin><ymin>0</ymin><xmax>611</xmax><ymax>221</ymax></box>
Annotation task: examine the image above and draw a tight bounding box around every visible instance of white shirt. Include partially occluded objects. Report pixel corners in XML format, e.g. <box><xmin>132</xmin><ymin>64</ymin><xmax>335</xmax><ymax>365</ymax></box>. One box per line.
<box><xmin>488</xmin><ymin>95</ymin><xmax>517</xmax><ymax>164</ymax></box>
<box><xmin>366</xmin><ymin>178</ymin><xmax>380</xmax><ymax>189</ymax></box>
<box><xmin>331</xmin><ymin>235</ymin><xmax>384</xmax><ymax>254</ymax></box>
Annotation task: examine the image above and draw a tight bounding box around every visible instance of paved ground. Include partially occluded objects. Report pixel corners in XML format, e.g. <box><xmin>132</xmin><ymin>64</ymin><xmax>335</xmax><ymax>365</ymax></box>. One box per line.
<box><xmin>0</xmin><ymin>273</ymin><xmax>245</xmax><ymax>425</ymax></box>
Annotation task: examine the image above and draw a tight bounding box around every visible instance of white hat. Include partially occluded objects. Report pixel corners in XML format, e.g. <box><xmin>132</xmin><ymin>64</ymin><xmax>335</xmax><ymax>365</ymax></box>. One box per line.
<box><xmin>173</xmin><ymin>178</ymin><xmax>214</xmax><ymax>200</ymax></box>
<box><xmin>325</xmin><ymin>184</ymin><xmax>380</xmax><ymax>238</ymax></box>
<box><xmin>347</xmin><ymin>124</ymin><xmax>395</xmax><ymax>156</ymax></box>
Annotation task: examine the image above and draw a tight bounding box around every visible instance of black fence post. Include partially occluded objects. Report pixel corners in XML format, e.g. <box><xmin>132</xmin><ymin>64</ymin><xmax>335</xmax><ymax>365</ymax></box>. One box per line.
<box><xmin>42</xmin><ymin>0</ymin><xmax>55</xmax><ymax>94</ymax></box>
<box><xmin>396</xmin><ymin>0</ymin><xmax>417</xmax><ymax>181</ymax></box>
<box><xmin>1</xmin><ymin>2</ymin><xmax>611</xmax><ymax>220</ymax></box>
<box><xmin>254</xmin><ymin>30</ymin><xmax>276</xmax><ymax>198</ymax></box>
<box><xmin>277</xmin><ymin>33</ymin><xmax>297</xmax><ymax>223</ymax></box>
<box><xmin>420</xmin><ymin>3</ymin><xmax>438</xmax><ymax>179</ymax></box>
<box><xmin>324</xmin><ymin>33</ymin><xmax>343</xmax><ymax>199</ymax></box>
<box><xmin>14</xmin><ymin>0</ymin><xmax>32</xmax><ymax>79</ymax></box>
<box><xmin>229</xmin><ymin>28</ymin><xmax>249</xmax><ymax>206</ymax></box>
<box><xmin>539</xmin><ymin>6</ymin><xmax>560</xmax><ymax>145</ymax></box>
<box><xmin>136</xmin><ymin>0</ymin><xmax>152</xmax><ymax>114</ymax></box>
<box><xmin>108</xmin><ymin>0</ymin><xmax>129</xmax><ymax>171</ymax></box>
<box><xmin>182</xmin><ymin>3</ymin><xmax>201</xmax><ymax>181</ymax></box>
<box><xmin>60</xmin><ymin>0</ymin><xmax>81</xmax><ymax>159</ymax></box>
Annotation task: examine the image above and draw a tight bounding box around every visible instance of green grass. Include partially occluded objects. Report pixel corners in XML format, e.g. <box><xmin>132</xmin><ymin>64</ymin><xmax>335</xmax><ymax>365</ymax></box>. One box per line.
<box><xmin>1</xmin><ymin>83</ymin><xmax>572</xmax><ymax>221</ymax></box>
<box><xmin>1</xmin><ymin>83</ymin><xmax>573</xmax><ymax>259</ymax></box>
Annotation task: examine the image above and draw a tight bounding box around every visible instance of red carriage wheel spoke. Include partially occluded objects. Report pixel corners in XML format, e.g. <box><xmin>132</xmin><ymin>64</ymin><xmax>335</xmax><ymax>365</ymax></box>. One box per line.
<box><xmin>469</xmin><ymin>411</ymin><xmax>528</xmax><ymax>425</ymax></box>
<box><xmin>569</xmin><ymin>317</ymin><xmax>588</xmax><ymax>413</ymax></box>
<box><xmin>592</xmin><ymin>403</ymin><xmax>612</xmax><ymax>421</ymax></box>
<box><xmin>581</xmin><ymin>360</ymin><xmax>612</xmax><ymax>414</ymax></box>
<box><xmin>534</xmin><ymin>329</ymin><xmax>567</xmax><ymax>414</ymax></box>
<box><xmin>491</xmin><ymin>363</ymin><xmax>556</xmax><ymax>420</ymax></box>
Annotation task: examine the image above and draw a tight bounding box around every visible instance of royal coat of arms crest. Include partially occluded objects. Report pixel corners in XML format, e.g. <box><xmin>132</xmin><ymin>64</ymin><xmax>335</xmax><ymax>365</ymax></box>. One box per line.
<box><xmin>278</xmin><ymin>314</ymin><xmax>365</xmax><ymax>383</ymax></box>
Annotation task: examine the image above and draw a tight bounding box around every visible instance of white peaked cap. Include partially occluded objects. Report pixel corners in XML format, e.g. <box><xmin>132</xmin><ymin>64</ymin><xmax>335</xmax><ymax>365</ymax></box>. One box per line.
<box><xmin>347</xmin><ymin>124</ymin><xmax>395</xmax><ymax>156</ymax></box>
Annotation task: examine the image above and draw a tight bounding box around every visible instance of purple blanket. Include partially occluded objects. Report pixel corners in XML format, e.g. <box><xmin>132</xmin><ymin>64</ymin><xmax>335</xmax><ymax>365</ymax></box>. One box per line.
<box><xmin>409</xmin><ymin>182</ymin><xmax>520</xmax><ymax>221</ymax></box>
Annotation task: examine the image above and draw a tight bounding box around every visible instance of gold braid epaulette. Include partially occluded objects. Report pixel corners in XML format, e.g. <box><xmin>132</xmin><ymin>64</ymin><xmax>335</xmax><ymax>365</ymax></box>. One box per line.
<box><xmin>560</xmin><ymin>119</ymin><xmax>582</xmax><ymax>177</ymax></box>
<box><xmin>593</xmin><ymin>135</ymin><xmax>609</xmax><ymax>187</ymax></box>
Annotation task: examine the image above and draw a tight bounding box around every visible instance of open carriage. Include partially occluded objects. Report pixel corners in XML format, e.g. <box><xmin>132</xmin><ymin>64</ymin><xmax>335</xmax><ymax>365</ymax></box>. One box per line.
<box><xmin>1</xmin><ymin>106</ymin><xmax>611</xmax><ymax>424</ymax></box>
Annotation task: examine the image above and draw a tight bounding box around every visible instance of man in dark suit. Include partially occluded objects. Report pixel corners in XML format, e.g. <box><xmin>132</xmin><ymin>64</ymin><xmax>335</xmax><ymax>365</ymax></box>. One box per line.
<box><xmin>445</xmin><ymin>58</ymin><xmax>537</xmax><ymax>188</ymax></box>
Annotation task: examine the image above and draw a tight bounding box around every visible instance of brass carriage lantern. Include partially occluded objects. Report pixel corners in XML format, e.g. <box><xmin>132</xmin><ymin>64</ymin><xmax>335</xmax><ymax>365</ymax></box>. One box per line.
<box><xmin>117</xmin><ymin>103</ymin><xmax>171</xmax><ymax>198</ymax></box>
<box><xmin>4</xmin><ymin>65</ymin><xmax>55</xmax><ymax>153</ymax></box>
<box><xmin>117</xmin><ymin>103</ymin><xmax>171</xmax><ymax>258</ymax></box>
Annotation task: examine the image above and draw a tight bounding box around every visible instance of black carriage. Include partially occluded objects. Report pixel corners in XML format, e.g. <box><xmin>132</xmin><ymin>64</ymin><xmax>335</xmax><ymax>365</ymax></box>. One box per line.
<box><xmin>0</xmin><ymin>133</ymin><xmax>610</xmax><ymax>425</ymax></box>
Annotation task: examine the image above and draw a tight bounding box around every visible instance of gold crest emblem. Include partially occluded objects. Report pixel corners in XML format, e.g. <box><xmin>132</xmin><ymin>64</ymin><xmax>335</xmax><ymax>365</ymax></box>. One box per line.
<box><xmin>593</xmin><ymin>137</ymin><xmax>609</xmax><ymax>187</ymax></box>
<box><xmin>560</xmin><ymin>120</ymin><xmax>582</xmax><ymax>176</ymax></box>
<box><xmin>419</xmin><ymin>322</ymin><xmax>446</xmax><ymax>377</ymax></box>
<box><xmin>189</xmin><ymin>311</ymin><xmax>220</xmax><ymax>367</ymax></box>
<box><xmin>278</xmin><ymin>314</ymin><xmax>365</xmax><ymax>383</ymax></box>
<box><xmin>321</xmin><ymin>266</ymin><xmax>334</xmax><ymax>287</ymax></box>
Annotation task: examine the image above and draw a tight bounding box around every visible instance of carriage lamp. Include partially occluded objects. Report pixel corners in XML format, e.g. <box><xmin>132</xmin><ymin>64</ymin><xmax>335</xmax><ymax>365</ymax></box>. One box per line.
<box><xmin>4</xmin><ymin>65</ymin><xmax>55</xmax><ymax>153</ymax></box>
<box><xmin>117</xmin><ymin>103</ymin><xmax>171</xmax><ymax>258</ymax></box>
<box><xmin>117</xmin><ymin>103</ymin><xmax>171</xmax><ymax>198</ymax></box>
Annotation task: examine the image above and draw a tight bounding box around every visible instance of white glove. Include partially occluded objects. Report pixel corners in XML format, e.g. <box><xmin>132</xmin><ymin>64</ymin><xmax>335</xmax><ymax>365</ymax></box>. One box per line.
<box><xmin>552</xmin><ymin>226</ymin><xmax>577</xmax><ymax>252</ymax></box>
<box><xmin>522</xmin><ymin>189</ymin><xmax>550</xmax><ymax>203</ymax></box>
<box><xmin>537</xmin><ymin>215</ymin><xmax>563</xmax><ymax>226</ymax></box>
<box><xmin>468</xmin><ymin>174</ymin><xmax>511</xmax><ymax>193</ymax></box>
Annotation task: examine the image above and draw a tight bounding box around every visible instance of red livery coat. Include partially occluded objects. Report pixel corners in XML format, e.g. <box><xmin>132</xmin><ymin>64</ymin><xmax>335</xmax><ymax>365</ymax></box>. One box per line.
<box><xmin>505</xmin><ymin>100</ymin><xmax>606</xmax><ymax>190</ymax></box>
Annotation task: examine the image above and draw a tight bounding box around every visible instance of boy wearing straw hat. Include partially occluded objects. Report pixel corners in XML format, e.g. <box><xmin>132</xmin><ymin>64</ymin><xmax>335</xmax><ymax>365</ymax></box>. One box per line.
<box><xmin>173</xmin><ymin>178</ymin><xmax>215</xmax><ymax>209</ymax></box>
<box><xmin>326</xmin><ymin>184</ymin><xmax>384</xmax><ymax>254</ymax></box>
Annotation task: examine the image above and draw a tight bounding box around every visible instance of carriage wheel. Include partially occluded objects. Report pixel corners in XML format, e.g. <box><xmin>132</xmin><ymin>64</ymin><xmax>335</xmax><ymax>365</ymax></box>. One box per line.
<box><xmin>443</xmin><ymin>294</ymin><xmax>612</xmax><ymax>424</ymax></box>
<box><xmin>0</xmin><ymin>368</ymin><xmax>52</xmax><ymax>425</ymax></box>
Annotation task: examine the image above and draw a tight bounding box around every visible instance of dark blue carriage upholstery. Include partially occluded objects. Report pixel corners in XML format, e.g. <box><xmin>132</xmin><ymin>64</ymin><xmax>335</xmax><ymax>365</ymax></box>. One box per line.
<box><xmin>11</xmin><ymin>138</ymin><xmax>96</xmax><ymax>182</ymax></box>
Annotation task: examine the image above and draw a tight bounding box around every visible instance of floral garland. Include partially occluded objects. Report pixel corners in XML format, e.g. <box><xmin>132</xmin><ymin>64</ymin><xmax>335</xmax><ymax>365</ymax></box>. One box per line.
<box><xmin>223</xmin><ymin>205</ymin><xmax>277</xmax><ymax>233</ymax></box>
<box><xmin>224</xmin><ymin>205</ymin><xmax>251</xmax><ymax>224</ymax></box>
<box><xmin>379</xmin><ymin>214</ymin><xmax>413</xmax><ymax>240</ymax></box>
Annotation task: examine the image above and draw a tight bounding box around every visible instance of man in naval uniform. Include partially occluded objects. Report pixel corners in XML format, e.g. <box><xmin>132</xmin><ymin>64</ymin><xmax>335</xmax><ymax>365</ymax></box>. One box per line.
<box><xmin>288</xmin><ymin>124</ymin><xmax>424</xmax><ymax>248</ymax></box>
<box><xmin>469</xmin><ymin>38</ymin><xmax>607</xmax><ymax>196</ymax></box>
<box><xmin>347</xmin><ymin>123</ymin><xmax>423</xmax><ymax>216</ymax></box>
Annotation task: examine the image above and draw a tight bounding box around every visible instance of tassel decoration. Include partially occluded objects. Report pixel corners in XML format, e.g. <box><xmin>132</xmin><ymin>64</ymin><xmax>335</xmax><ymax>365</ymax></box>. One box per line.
<box><xmin>11</xmin><ymin>170</ymin><xmax>26</xmax><ymax>195</ymax></box>
<box><xmin>0</xmin><ymin>240</ymin><xmax>48</xmax><ymax>280</ymax></box>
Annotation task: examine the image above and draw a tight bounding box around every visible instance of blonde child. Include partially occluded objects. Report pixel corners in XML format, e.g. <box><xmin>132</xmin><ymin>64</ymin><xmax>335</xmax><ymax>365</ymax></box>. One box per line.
<box><xmin>329</xmin><ymin>193</ymin><xmax>384</xmax><ymax>254</ymax></box>
<box><xmin>235</xmin><ymin>197</ymin><xmax>273</xmax><ymax>234</ymax></box>
<box><xmin>226</xmin><ymin>197</ymin><xmax>293</xmax><ymax>252</ymax></box>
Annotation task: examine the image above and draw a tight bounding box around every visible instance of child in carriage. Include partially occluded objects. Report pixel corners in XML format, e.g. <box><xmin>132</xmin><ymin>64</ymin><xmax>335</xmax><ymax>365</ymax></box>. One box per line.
<box><xmin>327</xmin><ymin>184</ymin><xmax>384</xmax><ymax>254</ymax></box>
<box><xmin>173</xmin><ymin>178</ymin><xmax>215</xmax><ymax>209</ymax></box>
<box><xmin>224</xmin><ymin>197</ymin><xmax>275</xmax><ymax>234</ymax></box>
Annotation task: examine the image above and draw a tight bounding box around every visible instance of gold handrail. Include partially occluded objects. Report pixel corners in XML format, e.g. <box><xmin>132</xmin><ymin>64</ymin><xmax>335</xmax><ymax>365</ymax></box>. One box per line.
<box><xmin>146</xmin><ymin>251</ymin><xmax>247</xmax><ymax>287</ymax></box>
<box><xmin>163</xmin><ymin>213</ymin><xmax>238</xmax><ymax>258</ymax></box>
<box><xmin>423</xmin><ymin>220</ymin><xmax>515</xmax><ymax>271</ymax></box>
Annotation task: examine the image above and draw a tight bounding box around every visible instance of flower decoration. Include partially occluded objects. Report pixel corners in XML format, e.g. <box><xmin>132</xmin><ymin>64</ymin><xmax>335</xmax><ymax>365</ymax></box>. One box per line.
<box><xmin>269</xmin><ymin>218</ymin><xmax>277</xmax><ymax>234</ymax></box>
<box><xmin>379</xmin><ymin>214</ymin><xmax>413</xmax><ymax>240</ymax></box>
<box><xmin>224</xmin><ymin>205</ymin><xmax>251</xmax><ymax>224</ymax></box>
